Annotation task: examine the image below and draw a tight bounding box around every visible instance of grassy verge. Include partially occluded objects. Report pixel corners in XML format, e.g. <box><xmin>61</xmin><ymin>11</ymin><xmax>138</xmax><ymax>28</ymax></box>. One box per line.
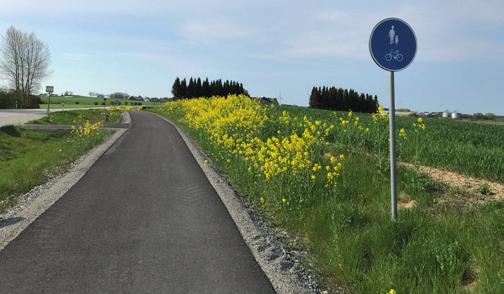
<box><xmin>0</xmin><ymin>125</ymin><xmax>110</xmax><ymax>213</ymax></box>
<box><xmin>151</xmin><ymin>96</ymin><xmax>503</xmax><ymax>293</ymax></box>
<box><xmin>39</xmin><ymin>104</ymin><xmax>109</xmax><ymax>109</ymax></box>
<box><xmin>29</xmin><ymin>109</ymin><xmax>123</xmax><ymax>125</ymax></box>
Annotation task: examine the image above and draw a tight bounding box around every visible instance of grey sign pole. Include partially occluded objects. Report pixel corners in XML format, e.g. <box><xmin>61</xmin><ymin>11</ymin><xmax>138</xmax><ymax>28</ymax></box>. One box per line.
<box><xmin>47</xmin><ymin>94</ymin><xmax>51</xmax><ymax>116</ymax></box>
<box><xmin>46</xmin><ymin>86</ymin><xmax>54</xmax><ymax>120</ymax></box>
<box><xmin>389</xmin><ymin>71</ymin><xmax>397</xmax><ymax>220</ymax></box>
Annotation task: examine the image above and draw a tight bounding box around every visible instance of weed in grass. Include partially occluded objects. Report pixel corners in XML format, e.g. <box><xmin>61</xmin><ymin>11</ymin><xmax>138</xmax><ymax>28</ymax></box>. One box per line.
<box><xmin>476</xmin><ymin>183</ymin><xmax>493</xmax><ymax>196</ymax></box>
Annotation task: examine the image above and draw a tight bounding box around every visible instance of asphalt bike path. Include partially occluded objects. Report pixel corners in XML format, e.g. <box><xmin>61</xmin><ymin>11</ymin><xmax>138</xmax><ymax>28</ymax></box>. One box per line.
<box><xmin>0</xmin><ymin>111</ymin><xmax>274</xmax><ymax>293</ymax></box>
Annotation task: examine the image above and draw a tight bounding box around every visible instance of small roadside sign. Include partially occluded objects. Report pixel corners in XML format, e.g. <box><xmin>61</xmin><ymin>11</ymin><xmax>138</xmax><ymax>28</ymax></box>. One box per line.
<box><xmin>369</xmin><ymin>18</ymin><xmax>417</xmax><ymax>72</ymax></box>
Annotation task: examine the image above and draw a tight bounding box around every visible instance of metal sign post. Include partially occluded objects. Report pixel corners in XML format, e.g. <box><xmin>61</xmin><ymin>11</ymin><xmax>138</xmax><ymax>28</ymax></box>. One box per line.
<box><xmin>369</xmin><ymin>18</ymin><xmax>416</xmax><ymax>220</ymax></box>
<box><xmin>389</xmin><ymin>71</ymin><xmax>397</xmax><ymax>219</ymax></box>
<box><xmin>46</xmin><ymin>86</ymin><xmax>54</xmax><ymax>118</ymax></box>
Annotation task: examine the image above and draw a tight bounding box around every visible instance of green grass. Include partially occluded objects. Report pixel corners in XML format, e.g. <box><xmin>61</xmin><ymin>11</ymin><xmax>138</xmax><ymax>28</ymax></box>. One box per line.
<box><xmin>40</xmin><ymin>95</ymin><xmax>159</xmax><ymax>108</ymax></box>
<box><xmin>461</xmin><ymin>118</ymin><xmax>504</xmax><ymax>126</ymax></box>
<box><xmin>29</xmin><ymin>109</ymin><xmax>123</xmax><ymax>125</ymax></box>
<box><xmin>152</xmin><ymin>100</ymin><xmax>504</xmax><ymax>293</ymax></box>
<box><xmin>0</xmin><ymin>125</ymin><xmax>109</xmax><ymax>213</ymax></box>
<box><xmin>39</xmin><ymin>103</ymin><xmax>108</xmax><ymax>109</ymax></box>
<box><xmin>281</xmin><ymin>105</ymin><xmax>504</xmax><ymax>183</ymax></box>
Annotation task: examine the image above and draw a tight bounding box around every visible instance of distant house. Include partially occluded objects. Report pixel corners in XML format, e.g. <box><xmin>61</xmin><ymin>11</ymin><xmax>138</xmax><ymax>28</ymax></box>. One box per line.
<box><xmin>252</xmin><ymin>97</ymin><xmax>279</xmax><ymax>106</ymax></box>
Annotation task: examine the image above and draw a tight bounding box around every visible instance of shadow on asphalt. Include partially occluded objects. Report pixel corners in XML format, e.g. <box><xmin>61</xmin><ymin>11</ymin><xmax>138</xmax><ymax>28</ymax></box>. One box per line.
<box><xmin>0</xmin><ymin>217</ymin><xmax>24</xmax><ymax>229</ymax></box>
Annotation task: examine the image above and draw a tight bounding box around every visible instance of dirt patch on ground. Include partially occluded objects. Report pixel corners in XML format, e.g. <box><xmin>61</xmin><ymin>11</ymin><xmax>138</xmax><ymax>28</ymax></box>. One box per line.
<box><xmin>398</xmin><ymin>199</ymin><xmax>417</xmax><ymax>209</ymax></box>
<box><xmin>402</xmin><ymin>163</ymin><xmax>503</xmax><ymax>205</ymax></box>
<box><xmin>397</xmin><ymin>192</ymin><xmax>417</xmax><ymax>209</ymax></box>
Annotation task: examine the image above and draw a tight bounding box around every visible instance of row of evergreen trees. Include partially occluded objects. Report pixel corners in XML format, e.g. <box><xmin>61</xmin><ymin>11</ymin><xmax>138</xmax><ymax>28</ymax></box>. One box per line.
<box><xmin>309</xmin><ymin>86</ymin><xmax>379</xmax><ymax>113</ymax></box>
<box><xmin>171</xmin><ymin>77</ymin><xmax>249</xmax><ymax>99</ymax></box>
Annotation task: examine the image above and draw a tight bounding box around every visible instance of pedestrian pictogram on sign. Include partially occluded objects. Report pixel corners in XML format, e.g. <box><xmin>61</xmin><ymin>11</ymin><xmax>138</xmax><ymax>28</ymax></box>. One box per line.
<box><xmin>369</xmin><ymin>18</ymin><xmax>417</xmax><ymax>72</ymax></box>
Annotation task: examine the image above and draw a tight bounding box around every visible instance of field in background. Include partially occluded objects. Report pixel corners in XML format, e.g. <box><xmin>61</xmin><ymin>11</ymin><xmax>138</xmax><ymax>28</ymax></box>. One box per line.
<box><xmin>39</xmin><ymin>95</ymin><xmax>160</xmax><ymax>108</ymax></box>
<box><xmin>153</xmin><ymin>96</ymin><xmax>503</xmax><ymax>293</ymax></box>
<box><xmin>282</xmin><ymin>105</ymin><xmax>504</xmax><ymax>183</ymax></box>
<box><xmin>461</xmin><ymin>117</ymin><xmax>504</xmax><ymax>126</ymax></box>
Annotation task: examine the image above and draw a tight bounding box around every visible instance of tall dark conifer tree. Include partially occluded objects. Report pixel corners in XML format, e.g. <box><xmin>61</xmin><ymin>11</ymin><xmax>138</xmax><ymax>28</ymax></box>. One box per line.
<box><xmin>180</xmin><ymin>78</ymin><xmax>187</xmax><ymax>98</ymax></box>
<box><xmin>172</xmin><ymin>77</ymin><xmax>181</xmax><ymax>98</ymax></box>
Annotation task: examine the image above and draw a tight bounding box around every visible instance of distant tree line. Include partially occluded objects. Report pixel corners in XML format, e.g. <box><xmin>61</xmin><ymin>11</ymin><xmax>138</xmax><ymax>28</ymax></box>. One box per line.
<box><xmin>110</xmin><ymin>92</ymin><xmax>129</xmax><ymax>99</ymax></box>
<box><xmin>171</xmin><ymin>77</ymin><xmax>249</xmax><ymax>99</ymax></box>
<box><xmin>0</xmin><ymin>89</ymin><xmax>41</xmax><ymax>109</ymax></box>
<box><xmin>309</xmin><ymin>86</ymin><xmax>379</xmax><ymax>113</ymax></box>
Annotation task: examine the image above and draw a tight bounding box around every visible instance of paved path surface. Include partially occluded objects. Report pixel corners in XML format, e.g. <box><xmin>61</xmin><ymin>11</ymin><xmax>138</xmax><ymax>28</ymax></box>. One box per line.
<box><xmin>0</xmin><ymin>111</ymin><xmax>274</xmax><ymax>293</ymax></box>
<box><xmin>0</xmin><ymin>110</ymin><xmax>45</xmax><ymax>126</ymax></box>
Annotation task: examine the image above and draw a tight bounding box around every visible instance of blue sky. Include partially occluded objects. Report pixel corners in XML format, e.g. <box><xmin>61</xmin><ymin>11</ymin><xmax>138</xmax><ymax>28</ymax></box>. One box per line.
<box><xmin>1</xmin><ymin>0</ymin><xmax>503</xmax><ymax>114</ymax></box>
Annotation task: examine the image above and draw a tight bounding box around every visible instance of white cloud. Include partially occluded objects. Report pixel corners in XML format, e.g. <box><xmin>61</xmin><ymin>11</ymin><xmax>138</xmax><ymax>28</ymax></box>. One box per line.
<box><xmin>2</xmin><ymin>0</ymin><xmax>503</xmax><ymax>63</ymax></box>
<box><xmin>273</xmin><ymin>2</ymin><xmax>504</xmax><ymax>62</ymax></box>
<box><xmin>62</xmin><ymin>53</ymin><xmax>85</xmax><ymax>61</ymax></box>
<box><xmin>180</xmin><ymin>18</ymin><xmax>254</xmax><ymax>43</ymax></box>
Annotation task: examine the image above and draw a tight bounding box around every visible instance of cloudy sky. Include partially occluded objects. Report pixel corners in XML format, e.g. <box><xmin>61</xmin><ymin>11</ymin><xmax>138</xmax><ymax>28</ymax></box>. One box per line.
<box><xmin>1</xmin><ymin>0</ymin><xmax>503</xmax><ymax>113</ymax></box>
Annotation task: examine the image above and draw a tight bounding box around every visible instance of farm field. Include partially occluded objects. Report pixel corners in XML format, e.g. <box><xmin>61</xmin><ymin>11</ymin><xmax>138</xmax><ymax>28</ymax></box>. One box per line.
<box><xmin>152</xmin><ymin>95</ymin><xmax>504</xmax><ymax>293</ymax></box>
<box><xmin>39</xmin><ymin>95</ymin><xmax>160</xmax><ymax>108</ymax></box>
<box><xmin>0</xmin><ymin>124</ymin><xmax>109</xmax><ymax>213</ymax></box>
<box><xmin>282</xmin><ymin>105</ymin><xmax>504</xmax><ymax>183</ymax></box>
<box><xmin>461</xmin><ymin>117</ymin><xmax>504</xmax><ymax>126</ymax></box>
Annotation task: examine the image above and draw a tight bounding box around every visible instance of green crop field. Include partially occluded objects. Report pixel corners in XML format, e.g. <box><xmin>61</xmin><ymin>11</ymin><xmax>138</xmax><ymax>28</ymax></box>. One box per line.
<box><xmin>39</xmin><ymin>95</ymin><xmax>160</xmax><ymax>108</ymax></box>
<box><xmin>152</xmin><ymin>95</ymin><xmax>504</xmax><ymax>293</ymax></box>
<box><xmin>282</xmin><ymin>105</ymin><xmax>504</xmax><ymax>183</ymax></box>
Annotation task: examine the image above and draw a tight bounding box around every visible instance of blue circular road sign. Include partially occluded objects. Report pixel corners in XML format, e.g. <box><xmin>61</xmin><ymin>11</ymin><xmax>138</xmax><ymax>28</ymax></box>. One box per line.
<box><xmin>369</xmin><ymin>18</ymin><xmax>417</xmax><ymax>71</ymax></box>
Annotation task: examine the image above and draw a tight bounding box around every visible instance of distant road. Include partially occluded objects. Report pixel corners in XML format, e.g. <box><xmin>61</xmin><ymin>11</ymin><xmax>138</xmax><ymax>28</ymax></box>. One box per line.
<box><xmin>0</xmin><ymin>107</ymin><xmax>111</xmax><ymax>127</ymax></box>
<box><xmin>0</xmin><ymin>111</ymin><xmax>274</xmax><ymax>293</ymax></box>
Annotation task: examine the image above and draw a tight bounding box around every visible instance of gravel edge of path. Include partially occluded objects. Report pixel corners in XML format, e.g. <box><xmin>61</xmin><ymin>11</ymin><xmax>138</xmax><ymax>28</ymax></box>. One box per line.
<box><xmin>152</xmin><ymin>113</ymin><xmax>328</xmax><ymax>294</ymax></box>
<box><xmin>0</xmin><ymin>128</ymin><xmax>128</xmax><ymax>251</ymax></box>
